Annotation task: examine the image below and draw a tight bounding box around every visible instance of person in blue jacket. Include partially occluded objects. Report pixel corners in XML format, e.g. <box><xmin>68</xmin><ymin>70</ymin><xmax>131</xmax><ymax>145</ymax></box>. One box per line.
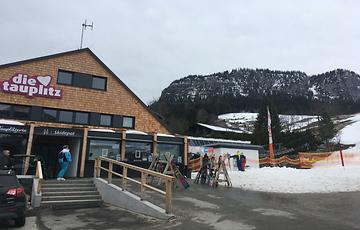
<box><xmin>57</xmin><ymin>145</ymin><xmax>72</xmax><ymax>181</ymax></box>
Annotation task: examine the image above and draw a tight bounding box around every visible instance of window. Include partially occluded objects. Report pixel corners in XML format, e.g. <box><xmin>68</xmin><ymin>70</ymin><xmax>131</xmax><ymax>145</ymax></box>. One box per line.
<box><xmin>125</xmin><ymin>141</ymin><xmax>152</xmax><ymax>162</ymax></box>
<box><xmin>57</xmin><ymin>70</ymin><xmax>107</xmax><ymax>91</ymax></box>
<box><xmin>100</xmin><ymin>114</ymin><xmax>112</xmax><ymax>126</ymax></box>
<box><xmin>75</xmin><ymin>112</ymin><xmax>89</xmax><ymax>124</ymax></box>
<box><xmin>13</xmin><ymin>105</ymin><xmax>30</xmax><ymax>119</ymax></box>
<box><xmin>43</xmin><ymin>109</ymin><xmax>57</xmax><ymax>122</ymax></box>
<box><xmin>123</xmin><ymin>117</ymin><xmax>134</xmax><ymax>128</ymax></box>
<box><xmin>73</xmin><ymin>73</ymin><xmax>92</xmax><ymax>88</ymax></box>
<box><xmin>0</xmin><ymin>104</ymin><xmax>11</xmax><ymax>118</ymax></box>
<box><xmin>157</xmin><ymin>144</ymin><xmax>182</xmax><ymax>163</ymax></box>
<box><xmin>58</xmin><ymin>110</ymin><xmax>73</xmax><ymax>123</ymax></box>
<box><xmin>89</xmin><ymin>140</ymin><xmax>120</xmax><ymax>161</ymax></box>
<box><xmin>92</xmin><ymin>76</ymin><xmax>106</xmax><ymax>90</ymax></box>
<box><xmin>57</xmin><ymin>70</ymin><xmax>73</xmax><ymax>85</ymax></box>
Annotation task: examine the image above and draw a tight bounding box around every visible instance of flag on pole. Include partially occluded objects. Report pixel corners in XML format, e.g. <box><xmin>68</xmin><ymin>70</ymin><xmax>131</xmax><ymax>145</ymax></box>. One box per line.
<box><xmin>267</xmin><ymin>106</ymin><xmax>275</xmax><ymax>164</ymax></box>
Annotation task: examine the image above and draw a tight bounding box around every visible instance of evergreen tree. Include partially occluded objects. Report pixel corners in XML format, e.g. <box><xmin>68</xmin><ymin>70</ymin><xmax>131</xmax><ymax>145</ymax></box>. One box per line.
<box><xmin>318</xmin><ymin>112</ymin><xmax>336</xmax><ymax>144</ymax></box>
<box><xmin>251</xmin><ymin>99</ymin><xmax>282</xmax><ymax>145</ymax></box>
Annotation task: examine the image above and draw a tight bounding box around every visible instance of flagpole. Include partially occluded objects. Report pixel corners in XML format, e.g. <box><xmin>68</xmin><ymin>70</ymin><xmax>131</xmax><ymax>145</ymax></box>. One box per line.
<box><xmin>267</xmin><ymin>106</ymin><xmax>275</xmax><ymax>166</ymax></box>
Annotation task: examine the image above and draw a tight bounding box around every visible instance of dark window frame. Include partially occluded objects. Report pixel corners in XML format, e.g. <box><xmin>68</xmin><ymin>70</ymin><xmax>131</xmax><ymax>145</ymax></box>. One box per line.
<box><xmin>0</xmin><ymin>103</ymin><xmax>131</xmax><ymax>129</ymax></box>
<box><xmin>57</xmin><ymin>69</ymin><xmax>107</xmax><ymax>91</ymax></box>
<box><xmin>42</xmin><ymin>108</ymin><xmax>58</xmax><ymax>122</ymax></box>
<box><xmin>122</xmin><ymin>116</ymin><xmax>135</xmax><ymax>129</ymax></box>
<box><xmin>0</xmin><ymin>103</ymin><xmax>12</xmax><ymax>118</ymax></box>
<box><xmin>57</xmin><ymin>70</ymin><xmax>74</xmax><ymax>85</ymax></box>
<box><xmin>58</xmin><ymin>110</ymin><xmax>75</xmax><ymax>123</ymax></box>
<box><xmin>75</xmin><ymin>111</ymin><xmax>89</xmax><ymax>125</ymax></box>
<box><xmin>100</xmin><ymin>114</ymin><xmax>113</xmax><ymax>127</ymax></box>
<box><xmin>92</xmin><ymin>76</ymin><xmax>107</xmax><ymax>91</ymax></box>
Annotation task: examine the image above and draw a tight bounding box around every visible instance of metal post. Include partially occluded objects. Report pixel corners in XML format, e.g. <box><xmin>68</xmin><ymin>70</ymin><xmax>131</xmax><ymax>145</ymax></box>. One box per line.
<box><xmin>340</xmin><ymin>149</ymin><xmax>345</xmax><ymax>167</ymax></box>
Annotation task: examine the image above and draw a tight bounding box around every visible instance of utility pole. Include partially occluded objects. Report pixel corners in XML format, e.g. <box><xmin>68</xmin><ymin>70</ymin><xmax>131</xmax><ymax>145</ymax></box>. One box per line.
<box><xmin>80</xmin><ymin>20</ymin><xmax>94</xmax><ymax>49</ymax></box>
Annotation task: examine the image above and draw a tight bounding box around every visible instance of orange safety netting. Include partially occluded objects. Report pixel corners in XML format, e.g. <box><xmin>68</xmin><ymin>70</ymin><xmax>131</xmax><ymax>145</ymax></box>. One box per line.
<box><xmin>259</xmin><ymin>156</ymin><xmax>300</xmax><ymax>166</ymax></box>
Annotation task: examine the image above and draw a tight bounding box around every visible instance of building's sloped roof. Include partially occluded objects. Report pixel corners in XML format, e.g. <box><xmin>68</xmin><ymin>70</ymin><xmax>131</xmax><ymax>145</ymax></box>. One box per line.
<box><xmin>0</xmin><ymin>48</ymin><xmax>171</xmax><ymax>133</ymax></box>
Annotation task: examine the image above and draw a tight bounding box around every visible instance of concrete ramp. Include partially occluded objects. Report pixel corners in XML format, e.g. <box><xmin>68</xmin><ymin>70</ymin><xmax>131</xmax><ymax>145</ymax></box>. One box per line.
<box><xmin>94</xmin><ymin>178</ymin><xmax>174</xmax><ymax>220</ymax></box>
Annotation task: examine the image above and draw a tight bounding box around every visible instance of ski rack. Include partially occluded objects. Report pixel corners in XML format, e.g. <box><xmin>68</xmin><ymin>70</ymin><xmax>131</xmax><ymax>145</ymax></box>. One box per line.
<box><xmin>194</xmin><ymin>157</ymin><xmax>232</xmax><ymax>187</ymax></box>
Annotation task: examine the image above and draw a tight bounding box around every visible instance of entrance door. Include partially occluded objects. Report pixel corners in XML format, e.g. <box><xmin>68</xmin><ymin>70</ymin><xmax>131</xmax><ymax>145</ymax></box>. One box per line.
<box><xmin>32</xmin><ymin>136</ymin><xmax>81</xmax><ymax>179</ymax></box>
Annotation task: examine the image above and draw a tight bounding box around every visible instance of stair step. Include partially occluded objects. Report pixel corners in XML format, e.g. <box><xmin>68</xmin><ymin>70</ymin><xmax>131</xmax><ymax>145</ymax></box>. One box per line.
<box><xmin>43</xmin><ymin>179</ymin><xmax>93</xmax><ymax>184</ymax></box>
<box><xmin>42</xmin><ymin>187</ymin><xmax>97</xmax><ymax>192</ymax></box>
<box><xmin>42</xmin><ymin>195</ymin><xmax>101</xmax><ymax>201</ymax></box>
<box><xmin>42</xmin><ymin>191</ymin><xmax>99</xmax><ymax>196</ymax></box>
<box><xmin>42</xmin><ymin>183</ymin><xmax>95</xmax><ymax>188</ymax></box>
<box><xmin>41</xmin><ymin>199</ymin><xmax>102</xmax><ymax>210</ymax></box>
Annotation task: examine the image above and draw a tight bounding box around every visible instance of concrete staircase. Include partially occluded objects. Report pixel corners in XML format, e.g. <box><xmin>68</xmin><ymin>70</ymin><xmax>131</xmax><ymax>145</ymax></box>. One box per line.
<box><xmin>41</xmin><ymin>178</ymin><xmax>102</xmax><ymax>209</ymax></box>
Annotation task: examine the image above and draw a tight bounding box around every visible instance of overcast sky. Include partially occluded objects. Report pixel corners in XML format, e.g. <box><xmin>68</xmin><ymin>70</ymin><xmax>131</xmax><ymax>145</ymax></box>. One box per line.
<box><xmin>1</xmin><ymin>0</ymin><xmax>359</xmax><ymax>104</ymax></box>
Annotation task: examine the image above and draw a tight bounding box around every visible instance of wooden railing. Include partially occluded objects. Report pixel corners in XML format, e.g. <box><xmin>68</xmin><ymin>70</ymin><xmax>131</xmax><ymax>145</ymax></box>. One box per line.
<box><xmin>94</xmin><ymin>156</ymin><xmax>175</xmax><ymax>213</ymax></box>
<box><xmin>35</xmin><ymin>161</ymin><xmax>43</xmax><ymax>194</ymax></box>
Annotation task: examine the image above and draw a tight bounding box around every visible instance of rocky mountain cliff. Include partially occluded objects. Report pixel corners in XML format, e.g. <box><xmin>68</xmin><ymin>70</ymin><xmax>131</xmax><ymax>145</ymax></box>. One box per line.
<box><xmin>151</xmin><ymin>68</ymin><xmax>360</xmax><ymax>134</ymax></box>
<box><xmin>159</xmin><ymin>68</ymin><xmax>360</xmax><ymax>103</ymax></box>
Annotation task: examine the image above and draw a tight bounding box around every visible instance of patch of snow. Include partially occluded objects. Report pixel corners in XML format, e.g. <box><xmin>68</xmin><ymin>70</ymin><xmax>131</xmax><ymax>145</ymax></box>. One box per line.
<box><xmin>89</xmin><ymin>128</ymin><xmax>116</xmax><ymax>133</ymax></box>
<box><xmin>228</xmin><ymin>167</ymin><xmax>360</xmax><ymax>193</ymax></box>
<box><xmin>157</xmin><ymin>133</ymin><xmax>175</xmax><ymax>137</ymax></box>
<box><xmin>187</xmin><ymin>136</ymin><xmax>250</xmax><ymax>144</ymax></box>
<box><xmin>338</xmin><ymin>114</ymin><xmax>360</xmax><ymax>146</ymax></box>
<box><xmin>0</xmin><ymin>119</ymin><xmax>25</xmax><ymax>126</ymax></box>
<box><xmin>197</xmin><ymin>123</ymin><xmax>243</xmax><ymax>134</ymax></box>
<box><xmin>126</xmin><ymin>130</ymin><xmax>148</xmax><ymax>135</ymax></box>
<box><xmin>309</xmin><ymin>85</ymin><xmax>319</xmax><ymax>97</ymax></box>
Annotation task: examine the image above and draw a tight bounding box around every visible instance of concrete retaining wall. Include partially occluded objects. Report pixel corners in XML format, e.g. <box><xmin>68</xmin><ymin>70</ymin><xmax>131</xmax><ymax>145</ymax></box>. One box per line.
<box><xmin>93</xmin><ymin>178</ymin><xmax>174</xmax><ymax>220</ymax></box>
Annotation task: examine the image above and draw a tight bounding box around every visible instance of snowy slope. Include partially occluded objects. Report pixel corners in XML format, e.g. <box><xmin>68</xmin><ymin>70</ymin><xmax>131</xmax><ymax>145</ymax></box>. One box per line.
<box><xmin>218</xmin><ymin>112</ymin><xmax>318</xmax><ymax>133</ymax></box>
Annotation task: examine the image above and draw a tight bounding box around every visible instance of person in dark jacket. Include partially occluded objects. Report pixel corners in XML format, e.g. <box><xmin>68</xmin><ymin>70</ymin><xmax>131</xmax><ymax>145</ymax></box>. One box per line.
<box><xmin>0</xmin><ymin>150</ymin><xmax>11</xmax><ymax>169</ymax></box>
<box><xmin>240</xmin><ymin>153</ymin><xmax>246</xmax><ymax>171</ymax></box>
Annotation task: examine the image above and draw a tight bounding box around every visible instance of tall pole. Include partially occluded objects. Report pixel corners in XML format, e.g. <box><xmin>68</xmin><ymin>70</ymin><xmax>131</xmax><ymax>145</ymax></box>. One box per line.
<box><xmin>80</xmin><ymin>20</ymin><xmax>94</xmax><ymax>49</ymax></box>
<box><xmin>267</xmin><ymin>106</ymin><xmax>275</xmax><ymax>165</ymax></box>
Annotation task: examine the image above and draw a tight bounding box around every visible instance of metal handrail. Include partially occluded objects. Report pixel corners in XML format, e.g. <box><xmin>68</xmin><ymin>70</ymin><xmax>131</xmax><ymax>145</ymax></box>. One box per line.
<box><xmin>94</xmin><ymin>156</ymin><xmax>174</xmax><ymax>213</ymax></box>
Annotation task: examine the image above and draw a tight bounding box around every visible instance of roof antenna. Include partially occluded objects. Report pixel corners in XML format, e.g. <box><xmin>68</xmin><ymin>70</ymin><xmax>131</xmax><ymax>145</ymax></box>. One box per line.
<box><xmin>80</xmin><ymin>20</ymin><xmax>94</xmax><ymax>49</ymax></box>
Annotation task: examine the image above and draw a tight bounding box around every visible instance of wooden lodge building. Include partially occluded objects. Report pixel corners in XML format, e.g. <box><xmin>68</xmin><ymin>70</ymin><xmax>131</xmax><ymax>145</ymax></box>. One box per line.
<box><xmin>0</xmin><ymin>48</ymin><xmax>188</xmax><ymax>178</ymax></box>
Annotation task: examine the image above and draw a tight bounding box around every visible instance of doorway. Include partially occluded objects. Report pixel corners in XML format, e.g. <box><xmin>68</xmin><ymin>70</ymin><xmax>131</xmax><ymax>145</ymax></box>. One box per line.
<box><xmin>32</xmin><ymin>135</ymin><xmax>81</xmax><ymax>179</ymax></box>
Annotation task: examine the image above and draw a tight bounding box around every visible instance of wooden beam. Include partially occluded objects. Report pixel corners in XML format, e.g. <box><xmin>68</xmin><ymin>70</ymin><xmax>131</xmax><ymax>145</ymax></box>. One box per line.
<box><xmin>79</xmin><ymin>127</ymin><xmax>88</xmax><ymax>177</ymax></box>
<box><xmin>183</xmin><ymin>137</ymin><xmax>188</xmax><ymax>166</ymax></box>
<box><xmin>152</xmin><ymin>133</ymin><xmax>157</xmax><ymax>157</ymax></box>
<box><xmin>23</xmin><ymin>124</ymin><xmax>35</xmax><ymax>175</ymax></box>
<box><xmin>121</xmin><ymin>130</ymin><xmax>126</xmax><ymax>161</ymax></box>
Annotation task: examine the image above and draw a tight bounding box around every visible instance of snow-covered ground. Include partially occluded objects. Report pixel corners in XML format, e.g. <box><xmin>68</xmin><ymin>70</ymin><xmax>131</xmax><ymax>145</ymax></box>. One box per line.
<box><xmin>227</xmin><ymin>167</ymin><xmax>360</xmax><ymax>193</ymax></box>
<box><xmin>213</xmin><ymin>113</ymin><xmax>360</xmax><ymax>193</ymax></box>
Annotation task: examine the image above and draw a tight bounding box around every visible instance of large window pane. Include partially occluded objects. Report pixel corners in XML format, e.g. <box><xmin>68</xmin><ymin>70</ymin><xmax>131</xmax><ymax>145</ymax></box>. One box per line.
<box><xmin>100</xmin><ymin>114</ymin><xmax>112</xmax><ymax>126</ymax></box>
<box><xmin>92</xmin><ymin>76</ymin><xmax>106</xmax><ymax>90</ymax></box>
<box><xmin>123</xmin><ymin>117</ymin><xmax>134</xmax><ymax>128</ymax></box>
<box><xmin>73</xmin><ymin>73</ymin><xmax>92</xmax><ymax>88</ymax></box>
<box><xmin>57</xmin><ymin>70</ymin><xmax>73</xmax><ymax>85</ymax></box>
<box><xmin>43</xmin><ymin>109</ymin><xmax>57</xmax><ymax>122</ymax></box>
<box><xmin>13</xmin><ymin>105</ymin><xmax>30</xmax><ymax>119</ymax></box>
<box><xmin>157</xmin><ymin>144</ymin><xmax>182</xmax><ymax>163</ymax></box>
<box><xmin>89</xmin><ymin>140</ymin><xmax>120</xmax><ymax>161</ymax></box>
<box><xmin>0</xmin><ymin>104</ymin><xmax>11</xmax><ymax>118</ymax></box>
<box><xmin>75</xmin><ymin>112</ymin><xmax>89</xmax><ymax>124</ymax></box>
<box><xmin>58</xmin><ymin>110</ymin><xmax>73</xmax><ymax>123</ymax></box>
<box><xmin>125</xmin><ymin>141</ymin><xmax>152</xmax><ymax>162</ymax></box>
